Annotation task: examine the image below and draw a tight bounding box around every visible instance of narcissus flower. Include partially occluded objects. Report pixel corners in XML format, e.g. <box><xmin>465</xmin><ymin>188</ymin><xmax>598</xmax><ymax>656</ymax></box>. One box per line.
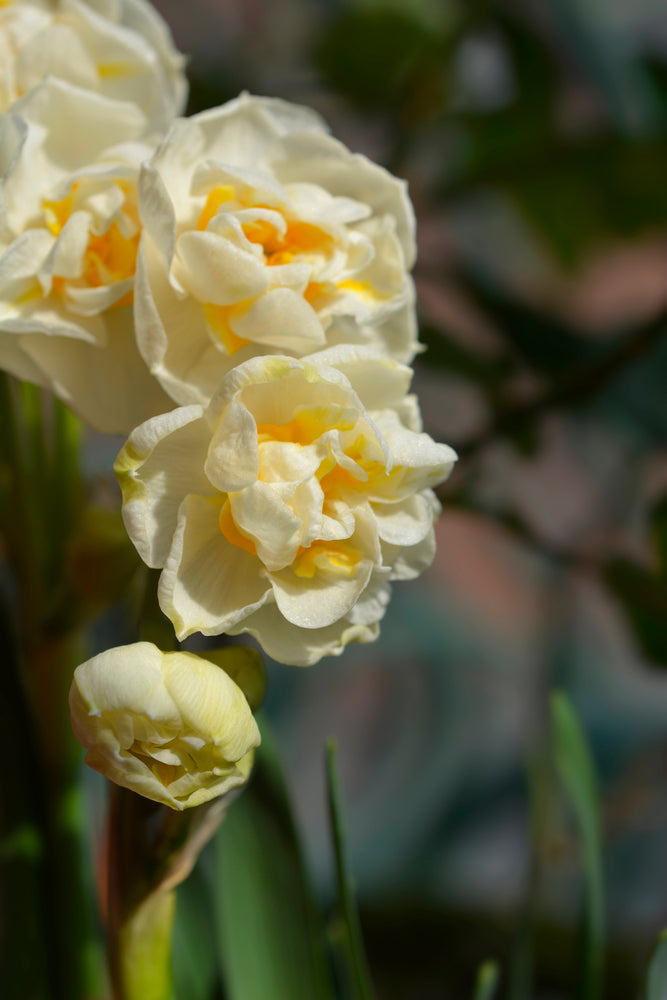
<box><xmin>69</xmin><ymin>642</ymin><xmax>260</xmax><ymax>810</ymax></box>
<box><xmin>0</xmin><ymin>0</ymin><xmax>187</xmax><ymax>131</ymax></box>
<box><xmin>134</xmin><ymin>93</ymin><xmax>419</xmax><ymax>408</ymax></box>
<box><xmin>0</xmin><ymin>78</ymin><xmax>171</xmax><ymax>431</ymax></box>
<box><xmin>116</xmin><ymin>347</ymin><xmax>456</xmax><ymax>666</ymax></box>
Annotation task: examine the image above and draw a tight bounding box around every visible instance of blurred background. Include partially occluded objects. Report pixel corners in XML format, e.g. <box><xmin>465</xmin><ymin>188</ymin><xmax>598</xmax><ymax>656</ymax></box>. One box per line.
<box><xmin>117</xmin><ymin>0</ymin><xmax>667</xmax><ymax>996</ymax></box>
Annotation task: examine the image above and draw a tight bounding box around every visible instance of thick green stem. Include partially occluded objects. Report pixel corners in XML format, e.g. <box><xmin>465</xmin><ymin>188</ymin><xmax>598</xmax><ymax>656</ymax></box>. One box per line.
<box><xmin>117</xmin><ymin>890</ymin><xmax>177</xmax><ymax>1000</ymax></box>
<box><xmin>106</xmin><ymin>785</ymin><xmax>229</xmax><ymax>1000</ymax></box>
<box><xmin>106</xmin><ymin>788</ymin><xmax>181</xmax><ymax>1000</ymax></box>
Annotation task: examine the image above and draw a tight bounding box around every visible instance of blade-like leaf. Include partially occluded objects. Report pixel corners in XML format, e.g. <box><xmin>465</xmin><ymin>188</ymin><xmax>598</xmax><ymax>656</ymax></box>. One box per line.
<box><xmin>213</xmin><ymin>720</ymin><xmax>335</xmax><ymax>1000</ymax></box>
<box><xmin>473</xmin><ymin>960</ymin><xmax>500</xmax><ymax>1000</ymax></box>
<box><xmin>326</xmin><ymin>739</ymin><xmax>376</xmax><ymax>1000</ymax></box>
<box><xmin>551</xmin><ymin>692</ymin><xmax>605</xmax><ymax>1000</ymax></box>
<box><xmin>173</xmin><ymin>863</ymin><xmax>218</xmax><ymax>1000</ymax></box>
<box><xmin>645</xmin><ymin>929</ymin><xmax>667</xmax><ymax>1000</ymax></box>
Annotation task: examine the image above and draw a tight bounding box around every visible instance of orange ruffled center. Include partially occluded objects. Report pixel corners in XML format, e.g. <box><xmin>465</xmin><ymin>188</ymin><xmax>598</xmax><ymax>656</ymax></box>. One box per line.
<box><xmin>197</xmin><ymin>185</ymin><xmax>338</xmax><ymax>357</ymax></box>
<box><xmin>43</xmin><ymin>181</ymin><xmax>140</xmax><ymax>307</ymax></box>
<box><xmin>218</xmin><ymin>405</ymin><xmax>386</xmax><ymax>579</ymax></box>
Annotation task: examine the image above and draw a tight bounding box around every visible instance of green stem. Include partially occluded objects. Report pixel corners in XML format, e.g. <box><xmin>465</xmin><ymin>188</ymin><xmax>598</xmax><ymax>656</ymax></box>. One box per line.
<box><xmin>106</xmin><ymin>784</ymin><xmax>230</xmax><ymax>1000</ymax></box>
<box><xmin>326</xmin><ymin>740</ymin><xmax>376</xmax><ymax>1000</ymax></box>
<box><xmin>107</xmin><ymin>787</ymin><xmax>178</xmax><ymax>1000</ymax></box>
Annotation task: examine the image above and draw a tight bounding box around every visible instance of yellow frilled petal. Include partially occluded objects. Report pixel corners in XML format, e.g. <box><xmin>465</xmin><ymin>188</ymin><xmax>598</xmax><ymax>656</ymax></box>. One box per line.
<box><xmin>69</xmin><ymin>642</ymin><xmax>261</xmax><ymax>811</ymax></box>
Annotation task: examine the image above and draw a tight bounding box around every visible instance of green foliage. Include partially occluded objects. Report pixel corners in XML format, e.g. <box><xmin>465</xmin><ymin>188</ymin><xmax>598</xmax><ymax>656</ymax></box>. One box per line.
<box><xmin>173</xmin><ymin>865</ymin><xmax>219</xmax><ymax>1000</ymax></box>
<box><xmin>326</xmin><ymin>740</ymin><xmax>376</xmax><ymax>1000</ymax></box>
<box><xmin>645</xmin><ymin>930</ymin><xmax>667</xmax><ymax>1000</ymax></box>
<box><xmin>213</xmin><ymin>722</ymin><xmax>336</xmax><ymax>1000</ymax></box>
<box><xmin>472</xmin><ymin>960</ymin><xmax>500</xmax><ymax>1000</ymax></box>
<box><xmin>551</xmin><ymin>693</ymin><xmax>605</xmax><ymax>1000</ymax></box>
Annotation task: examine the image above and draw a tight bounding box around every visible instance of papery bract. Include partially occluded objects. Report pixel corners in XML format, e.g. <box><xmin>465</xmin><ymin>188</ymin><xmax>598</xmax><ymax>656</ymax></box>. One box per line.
<box><xmin>0</xmin><ymin>0</ymin><xmax>187</xmax><ymax>131</ymax></box>
<box><xmin>69</xmin><ymin>642</ymin><xmax>261</xmax><ymax>810</ymax></box>
<box><xmin>0</xmin><ymin>77</ymin><xmax>172</xmax><ymax>431</ymax></box>
<box><xmin>134</xmin><ymin>92</ymin><xmax>419</xmax><ymax>408</ymax></box>
<box><xmin>115</xmin><ymin>347</ymin><xmax>456</xmax><ymax>666</ymax></box>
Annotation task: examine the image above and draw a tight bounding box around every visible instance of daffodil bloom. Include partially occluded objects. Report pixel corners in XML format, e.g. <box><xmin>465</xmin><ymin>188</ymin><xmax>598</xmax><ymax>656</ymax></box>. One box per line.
<box><xmin>69</xmin><ymin>642</ymin><xmax>261</xmax><ymax>810</ymax></box>
<box><xmin>0</xmin><ymin>77</ymin><xmax>171</xmax><ymax>431</ymax></box>
<box><xmin>134</xmin><ymin>93</ymin><xmax>419</xmax><ymax>408</ymax></box>
<box><xmin>0</xmin><ymin>0</ymin><xmax>187</xmax><ymax>131</ymax></box>
<box><xmin>116</xmin><ymin>347</ymin><xmax>456</xmax><ymax>666</ymax></box>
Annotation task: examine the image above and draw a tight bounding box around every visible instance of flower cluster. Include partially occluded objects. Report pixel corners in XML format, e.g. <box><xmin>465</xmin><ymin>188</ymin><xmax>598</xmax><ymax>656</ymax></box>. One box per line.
<box><xmin>0</xmin><ymin>1</ymin><xmax>456</xmax><ymax>807</ymax></box>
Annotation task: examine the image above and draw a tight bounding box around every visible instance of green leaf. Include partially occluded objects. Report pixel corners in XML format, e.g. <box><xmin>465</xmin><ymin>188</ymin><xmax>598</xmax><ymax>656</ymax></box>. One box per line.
<box><xmin>645</xmin><ymin>930</ymin><xmax>667</xmax><ymax>1000</ymax></box>
<box><xmin>213</xmin><ymin>721</ymin><xmax>336</xmax><ymax>1000</ymax></box>
<box><xmin>550</xmin><ymin>693</ymin><xmax>605</xmax><ymax>1000</ymax></box>
<box><xmin>173</xmin><ymin>863</ymin><xmax>219</xmax><ymax>1000</ymax></box>
<box><xmin>473</xmin><ymin>960</ymin><xmax>500</xmax><ymax>1000</ymax></box>
<box><xmin>326</xmin><ymin>740</ymin><xmax>376</xmax><ymax>1000</ymax></box>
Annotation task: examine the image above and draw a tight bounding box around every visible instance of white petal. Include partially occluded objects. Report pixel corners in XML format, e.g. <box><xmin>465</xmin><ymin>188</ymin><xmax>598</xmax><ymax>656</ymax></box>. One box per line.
<box><xmin>173</xmin><ymin>230</ymin><xmax>268</xmax><ymax>306</ymax></box>
<box><xmin>229</xmin><ymin>287</ymin><xmax>325</xmax><ymax>352</ymax></box>
<box><xmin>382</xmin><ymin>530</ymin><xmax>437</xmax><ymax>581</ymax></box>
<box><xmin>116</xmin><ymin>404</ymin><xmax>211</xmax><ymax>565</ymax></box>
<box><xmin>373</xmin><ymin>492</ymin><xmax>438</xmax><ymax>547</ymax></box>
<box><xmin>230</xmin><ymin>601</ymin><xmax>379</xmax><ymax>667</ymax></box>
<box><xmin>230</xmin><ymin>481</ymin><xmax>304</xmax><ymax>571</ymax></box>
<box><xmin>159</xmin><ymin>493</ymin><xmax>272</xmax><ymax>638</ymax></box>
<box><xmin>206</xmin><ymin>396</ymin><xmax>259</xmax><ymax>493</ymax></box>
<box><xmin>14</xmin><ymin>308</ymin><xmax>172</xmax><ymax>432</ymax></box>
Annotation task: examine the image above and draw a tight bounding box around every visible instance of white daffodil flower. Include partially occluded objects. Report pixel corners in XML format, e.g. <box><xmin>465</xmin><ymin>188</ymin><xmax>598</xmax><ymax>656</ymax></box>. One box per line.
<box><xmin>0</xmin><ymin>0</ymin><xmax>187</xmax><ymax>131</ymax></box>
<box><xmin>134</xmin><ymin>93</ymin><xmax>420</xmax><ymax>408</ymax></box>
<box><xmin>116</xmin><ymin>347</ymin><xmax>456</xmax><ymax>666</ymax></box>
<box><xmin>0</xmin><ymin>77</ymin><xmax>172</xmax><ymax>431</ymax></box>
<box><xmin>69</xmin><ymin>642</ymin><xmax>261</xmax><ymax>811</ymax></box>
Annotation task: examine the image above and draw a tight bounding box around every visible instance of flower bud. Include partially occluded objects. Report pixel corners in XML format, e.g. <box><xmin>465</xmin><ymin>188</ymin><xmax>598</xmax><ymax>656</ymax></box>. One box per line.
<box><xmin>69</xmin><ymin>642</ymin><xmax>261</xmax><ymax>810</ymax></box>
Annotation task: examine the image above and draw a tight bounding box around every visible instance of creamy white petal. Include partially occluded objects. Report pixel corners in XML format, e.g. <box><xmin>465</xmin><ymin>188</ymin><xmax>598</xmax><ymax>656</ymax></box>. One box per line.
<box><xmin>159</xmin><ymin>493</ymin><xmax>272</xmax><ymax>638</ymax></box>
<box><xmin>116</xmin><ymin>405</ymin><xmax>211</xmax><ymax>565</ymax></box>
<box><xmin>373</xmin><ymin>492</ymin><xmax>438</xmax><ymax>547</ymax></box>
<box><xmin>17</xmin><ymin>310</ymin><xmax>171</xmax><ymax>432</ymax></box>
<box><xmin>229</xmin><ymin>288</ymin><xmax>325</xmax><ymax>352</ymax></box>
<box><xmin>229</xmin><ymin>601</ymin><xmax>379</xmax><ymax>667</ymax></box>
<box><xmin>382</xmin><ymin>530</ymin><xmax>437</xmax><ymax>581</ymax></box>
<box><xmin>206</xmin><ymin>396</ymin><xmax>259</xmax><ymax>493</ymax></box>
<box><xmin>70</xmin><ymin>642</ymin><xmax>259</xmax><ymax>811</ymax></box>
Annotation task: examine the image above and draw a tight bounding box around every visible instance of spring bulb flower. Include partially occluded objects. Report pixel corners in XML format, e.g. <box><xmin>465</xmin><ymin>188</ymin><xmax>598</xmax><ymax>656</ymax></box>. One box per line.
<box><xmin>116</xmin><ymin>347</ymin><xmax>456</xmax><ymax>666</ymax></box>
<box><xmin>134</xmin><ymin>92</ymin><xmax>420</xmax><ymax>408</ymax></box>
<box><xmin>69</xmin><ymin>642</ymin><xmax>261</xmax><ymax>810</ymax></box>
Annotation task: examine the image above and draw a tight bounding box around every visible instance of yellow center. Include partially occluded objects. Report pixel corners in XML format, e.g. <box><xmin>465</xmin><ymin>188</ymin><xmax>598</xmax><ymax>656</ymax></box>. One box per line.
<box><xmin>42</xmin><ymin>181</ymin><xmax>140</xmax><ymax>306</ymax></box>
<box><xmin>196</xmin><ymin>185</ymin><xmax>347</xmax><ymax>353</ymax></box>
<box><xmin>218</xmin><ymin>408</ymin><xmax>387</xmax><ymax>578</ymax></box>
<box><xmin>197</xmin><ymin>186</ymin><xmax>332</xmax><ymax>265</ymax></box>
